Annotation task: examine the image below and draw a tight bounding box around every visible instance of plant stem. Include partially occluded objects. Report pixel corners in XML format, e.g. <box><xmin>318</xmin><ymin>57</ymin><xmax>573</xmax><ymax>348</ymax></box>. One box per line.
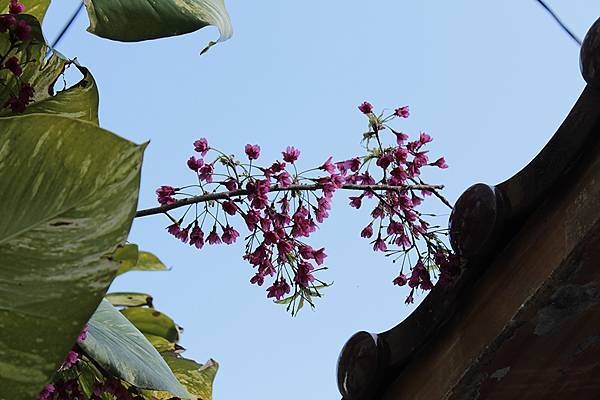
<box><xmin>135</xmin><ymin>183</ymin><xmax>445</xmax><ymax>218</ymax></box>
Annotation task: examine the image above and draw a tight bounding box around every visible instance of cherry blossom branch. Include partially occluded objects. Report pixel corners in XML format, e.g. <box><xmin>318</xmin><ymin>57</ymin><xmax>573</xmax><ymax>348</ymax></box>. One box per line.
<box><xmin>135</xmin><ymin>183</ymin><xmax>445</xmax><ymax>218</ymax></box>
<box><xmin>145</xmin><ymin>101</ymin><xmax>459</xmax><ymax>313</ymax></box>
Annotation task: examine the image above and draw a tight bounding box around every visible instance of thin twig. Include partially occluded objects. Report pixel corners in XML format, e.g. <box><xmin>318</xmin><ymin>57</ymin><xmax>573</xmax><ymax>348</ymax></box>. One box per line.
<box><xmin>535</xmin><ymin>0</ymin><xmax>582</xmax><ymax>46</ymax></box>
<box><xmin>135</xmin><ymin>183</ymin><xmax>445</xmax><ymax>218</ymax></box>
<box><xmin>429</xmin><ymin>188</ymin><xmax>453</xmax><ymax>209</ymax></box>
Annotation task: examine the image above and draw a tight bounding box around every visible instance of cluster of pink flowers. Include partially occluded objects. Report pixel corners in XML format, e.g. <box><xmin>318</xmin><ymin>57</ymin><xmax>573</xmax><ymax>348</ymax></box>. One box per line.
<box><xmin>90</xmin><ymin>379</ymin><xmax>146</xmax><ymax>400</ymax></box>
<box><xmin>39</xmin><ymin>378</ymin><xmax>147</xmax><ymax>400</ymax></box>
<box><xmin>354</xmin><ymin>101</ymin><xmax>459</xmax><ymax>303</ymax></box>
<box><xmin>37</xmin><ymin>381</ymin><xmax>84</xmax><ymax>400</ymax></box>
<box><xmin>157</xmin><ymin>102</ymin><xmax>458</xmax><ymax>311</ymax></box>
<box><xmin>1</xmin><ymin>1</ymin><xmax>36</xmax><ymax>113</ymax></box>
<box><xmin>58</xmin><ymin>324</ymin><xmax>88</xmax><ymax>372</ymax></box>
<box><xmin>37</xmin><ymin>325</ymin><xmax>90</xmax><ymax>400</ymax></box>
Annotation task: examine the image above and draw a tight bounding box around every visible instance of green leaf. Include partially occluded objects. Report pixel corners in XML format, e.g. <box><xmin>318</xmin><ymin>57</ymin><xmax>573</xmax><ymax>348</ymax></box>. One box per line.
<box><xmin>275</xmin><ymin>295</ymin><xmax>294</xmax><ymax>305</ymax></box>
<box><xmin>113</xmin><ymin>243</ymin><xmax>140</xmax><ymax>271</ymax></box>
<box><xmin>83</xmin><ymin>0</ymin><xmax>232</xmax><ymax>49</ymax></box>
<box><xmin>23</xmin><ymin>65</ymin><xmax>101</xmax><ymax>124</ymax></box>
<box><xmin>0</xmin><ymin>16</ymin><xmax>66</xmax><ymax>112</ymax></box>
<box><xmin>144</xmin><ymin>334</ymin><xmax>179</xmax><ymax>353</ymax></box>
<box><xmin>106</xmin><ymin>292</ymin><xmax>154</xmax><ymax>307</ymax></box>
<box><xmin>0</xmin><ymin>18</ymin><xmax>100</xmax><ymax>123</ymax></box>
<box><xmin>153</xmin><ymin>353</ymin><xmax>218</xmax><ymax>400</ymax></box>
<box><xmin>117</xmin><ymin>250</ymin><xmax>169</xmax><ymax>275</ymax></box>
<box><xmin>0</xmin><ymin>114</ymin><xmax>144</xmax><ymax>399</ymax></box>
<box><xmin>121</xmin><ymin>307</ymin><xmax>180</xmax><ymax>343</ymax></box>
<box><xmin>2</xmin><ymin>0</ymin><xmax>52</xmax><ymax>22</ymax></box>
<box><xmin>81</xmin><ymin>300</ymin><xmax>190</xmax><ymax>398</ymax></box>
<box><xmin>75</xmin><ymin>358</ymin><xmax>104</xmax><ymax>399</ymax></box>
<box><xmin>297</xmin><ymin>296</ymin><xmax>305</xmax><ymax>314</ymax></box>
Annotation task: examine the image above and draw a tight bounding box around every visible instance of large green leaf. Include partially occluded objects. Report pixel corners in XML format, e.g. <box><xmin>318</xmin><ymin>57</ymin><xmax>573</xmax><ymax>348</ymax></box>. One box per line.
<box><xmin>81</xmin><ymin>300</ymin><xmax>190</xmax><ymax>398</ymax></box>
<box><xmin>153</xmin><ymin>354</ymin><xmax>218</xmax><ymax>400</ymax></box>
<box><xmin>0</xmin><ymin>114</ymin><xmax>144</xmax><ymax>399</ymax></box>
<box><xmin>1</xmin><ymin>0</ymin><xmax>51</xmax><ymax>22</ymax></box>
<box><xmin>121</xmin><ymin>307</ymin><xmax>180</xmax><ymax>343</ymax></box>
<box><xmin>83</xmin><ymin>0</ymin><xmax>232</xmax><ymax>48</ymax></box>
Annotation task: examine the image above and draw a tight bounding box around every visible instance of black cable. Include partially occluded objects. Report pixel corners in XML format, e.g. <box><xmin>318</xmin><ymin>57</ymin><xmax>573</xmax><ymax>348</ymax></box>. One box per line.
<box><xmin>48</xmin><ymin>1</ymin><xmax>583</xmax><ymax>56</ymax></box>
<box><xmin>535</xmin><ymin>0</ymin><xmax>582</xmax><ymax>46</ymax></box>
<box><xmin>48</xmin><ymin>1</ymin><xmax>84</xmax><ymax>53</ymax></box>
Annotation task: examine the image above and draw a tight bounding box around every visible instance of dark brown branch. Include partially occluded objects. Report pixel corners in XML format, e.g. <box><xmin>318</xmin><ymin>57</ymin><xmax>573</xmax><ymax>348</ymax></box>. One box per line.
<box><xmin>134</xmin><ymin>183</ymin><xmax>445</xmax><ymax>218</ymax></box>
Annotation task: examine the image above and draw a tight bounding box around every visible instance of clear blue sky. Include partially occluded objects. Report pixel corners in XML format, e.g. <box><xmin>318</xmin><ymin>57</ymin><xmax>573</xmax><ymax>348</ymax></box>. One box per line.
<box><xmin>44</xmin><ymin>2</ymin><xmax>598</xmax><ymax>399</ymax></box>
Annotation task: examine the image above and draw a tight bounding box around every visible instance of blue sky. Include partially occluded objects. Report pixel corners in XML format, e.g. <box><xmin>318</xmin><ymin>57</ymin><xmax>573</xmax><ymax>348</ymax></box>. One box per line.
<box><xmin>44</xmin><ymin>1</ymin><xmax>598</xmax><ymax>399</ymax></box>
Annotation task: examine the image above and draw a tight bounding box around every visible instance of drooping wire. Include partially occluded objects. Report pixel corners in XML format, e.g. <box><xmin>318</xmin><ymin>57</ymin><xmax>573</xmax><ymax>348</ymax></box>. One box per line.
<box><xmin>535</xmin><ymin>0</ymin><xmax>582</xmax><ymax>46</ymax></box>
<box><xmin>46</xmin><ymin>1</ymin><xmax>84</xmax><ymax>55</ymax></box>
<box><xmin>47</xmin><ymin>1</ymin><xmax>583</xmax><ymax>58</ymax></box>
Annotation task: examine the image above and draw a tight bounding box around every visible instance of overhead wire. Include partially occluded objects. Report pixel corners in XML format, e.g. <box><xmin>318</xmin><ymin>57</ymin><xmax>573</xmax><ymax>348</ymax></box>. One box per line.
<box><xmin>535</xmin><ymin>0</ymin><xmax>582</xmax><ymax>46</ymax></box>
<box><xmin>48</xmin><ymin>1</ymin><xmax>582</xmax><ymax>57</ymax></box>
<box><xmin>47</xmin><ymin>1</ymin><xmax>84</xmax><ymax>55</ymax></box>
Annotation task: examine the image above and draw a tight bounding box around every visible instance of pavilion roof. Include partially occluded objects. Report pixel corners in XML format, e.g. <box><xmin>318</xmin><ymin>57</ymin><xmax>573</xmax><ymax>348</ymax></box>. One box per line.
<box><xmin>337</xmin><ymin>16</ymin><xmax>600</xmax><ymax>400</ymax></box>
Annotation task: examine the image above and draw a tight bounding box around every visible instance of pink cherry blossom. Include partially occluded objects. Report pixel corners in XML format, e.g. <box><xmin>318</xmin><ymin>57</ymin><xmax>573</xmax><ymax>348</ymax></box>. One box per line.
<box><xmin>38</xmin><ymin>384</ymin><xmax>55</xmax><ymax>400</ymax></box>
<box><xmin>224</xmin><ymin>178</ymin><xmax>238</xmax><ymax>191</ymax></box>
<box><xmin>207</xmin><ymin>226</ymin><xmax>221</xmax><ymax>245</ymax></box>
<box><xmin>358</xmin><ymin>101</ymin><xmax>373</xmax><ymax>114</ymax></box>
<box><xmin>267</xmin><ymin>279</ymin><xmax>291</xmax><ymax>300</ymax></box>
<box><xmin>320</xmin><ymin>157</ymin><xmax>336</xmax><ymax>174</ymax></box>
<box><xmin>167</xmin><ymin>223</ymin><xmax>181</xmax><ymax>237</ymax></box>
<box><xmin>432</xmin><ymin>157</ymin><xmax>448</xmax><ymax>169</ymax></box>
<box><xmin>282</xmin><ymin>146</ymin><xmax>300</xmax><ymax>163</ymax></box>
<box><xmin>222</xmin><ymin>225</ymin><xmax>240</xmax><ymax>244</ymax></box>
<box><xmin>187</xmin><ymin>156</ymin><xmax>204</xmax><ymax>172</ymax></box>
<box><xmin>62</xmin><ymin>351</ymin><xmax>79</xmax><ymax>369</ymax></box>
<box><xmin>222</xmin><ymin>200</ymin><xmax>237</xmax><ymax>215</ymax></box>
<box><xmin>276</xmin><ymin>171</ymin><xmax>292</xmax><ymax>187</ymax></box>
<box><xmin>198</xmin><ymin>164</ymin><xmax>214</xmax><ymax>183</ymax></box>
<box><xmin>77</xmin><ymin>325</ymin><xmax>88</xmax><ymax>343</ymax></box>
<box><xmin>156</xmin><ymin>186</ymin><xmax>177</xmax><ymax>205</ymax></box>
<box><xmin>373</xmin><ymin>233</ymin><xmax>387</xmax><ymax>252</ymax></box>
<box><xmin>193</xmin><ymin>138</ymin><xmax>209</xmax><ymax>156</ymax></box>
<box><xmin>394</xmin><ymin>106</ymin><xmax>410</xmax><ymax>118</ymax></box>
<box><xmin>189</xmin><ymin>224</ymin><xmax>205</xmax><ymax>249</ymax></box>
<box><xmin>313</xmin><ymin>248</ymin><xmax>327</xmax><ymax>265</ymax></box>
<box><xmin>294</xmin><ymin>262</ymin><xmax>315</xmax><ymax>287</ymax></box>
<box><xmin>349</xmin><ymin>196</ymin><xmax>362</xmax><ymax>209</ymax></box>
<box><xmin>393</xmin><ymin>273</ymin><xmax>408</xmax><ymax>286</ymax></box>
<box><xmin>9</xmin><ymin>0</ymin><xmax>25</xmax><ymax>14</ymax></box>
<box><xmin>419</xmin><ymin>132</ymin><xmax>432</xmax><ymax>144</ymax></box>
<box><xmin>361</xmin><ymin>224</ymin><xmax>374</xmax><ymax>238</ymax></box>
<box><xmin>245</xmin><ymin>144</ymin><xmax>261</xmax><ymax>160</ymax></box>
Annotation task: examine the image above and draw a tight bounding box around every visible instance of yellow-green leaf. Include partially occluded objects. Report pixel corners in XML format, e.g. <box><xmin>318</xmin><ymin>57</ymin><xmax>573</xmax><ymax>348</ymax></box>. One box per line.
<box><xmin>152</xmin><ymin>353</ymin><xmax>218</xmax><ymax>400</ymax></box>
<box><xmin>117</xmin><ymin>250</ymin><xmax>169</xmax><ymax>275</ymax></box>
<box><xmin>145</xmin><ymin>334</ymin><xmax>179</xmax><ymax>353</ymax></box>
<box><xmin>121</xmin><ymin>307</ymin><xmax>180</xmax><ymax>343</ymax></box>
<box><xmin>106</xmin><ymin>292</ymin><xmax>153</xmax><ymax>307</ymax></box>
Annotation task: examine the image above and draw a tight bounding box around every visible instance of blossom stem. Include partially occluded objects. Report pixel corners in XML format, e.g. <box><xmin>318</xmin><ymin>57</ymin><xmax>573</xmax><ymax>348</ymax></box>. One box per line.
<box><xmin>135</xmin><ymin>183</ymin><xmax>445</xmax><ymax>218</ymax></box>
